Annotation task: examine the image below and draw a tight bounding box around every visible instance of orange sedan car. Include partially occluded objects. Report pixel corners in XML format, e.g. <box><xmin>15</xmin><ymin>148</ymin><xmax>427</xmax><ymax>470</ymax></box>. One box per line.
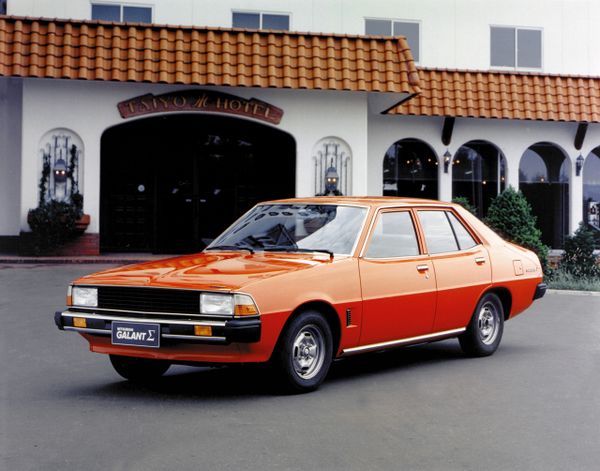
<box><xmin>55</xmin><ymin>197</ymin><xmax>546</xmax><ymax>392</ymax></box>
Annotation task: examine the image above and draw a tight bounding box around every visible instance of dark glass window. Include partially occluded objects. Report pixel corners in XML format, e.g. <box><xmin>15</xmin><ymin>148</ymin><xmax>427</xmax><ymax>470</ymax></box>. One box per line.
<box><xmin>447</xmin><ymin>213</ymin><xmax>477</xmax><ymax>250</ymax></box>
<box><xmin>365</xmin><ymin>19</ymin><xmax>392</xmax><ymax>35</ymax></box>
<box><xmin>366</xmin><ymin>19</ymin><xmax>420</xmax><ymax>62</ymax></box>
<box><xmin>232</xmin><ymin>12</ymin><xmax>260</xmax><ymax>29</ymax></box>
<box><xmin>491</xmin><ymin>26</ymin><xmax>541</xmax><ymax>69</ymax></box>
<box><xmin>263</xmin><ymin>14</ymin><xmax>289</xmax><ymax>31</ymax></box>
<box><xmin>92</xmin><ymin>4</ymin><xmax>120</xmax><ymax>22</ymax></box>
<box><xmin>393</xmin><ymin>21</ymin><xmax>420</xmax><ymax>62</ymax></box>
<box><xmin>418</xmin><ymin>211</ymin><xmax>459</xmax><ymax>254</ymax></box>
<box><xmin>92</xmin><ymin>4</ymin><xmax>152</xmax><ymax>23</ymax></box>
<box><xmin>123</xmin><ymin>6</ymin><xmax>152</xmax><ymax>23</ymax></box>
<box><xmin>233</xmin><ymin>12</ymin><xmax>289</xmax><ymax>30</ymax></box>
<box><xmin>366</xmin><ymin>212</ymin><xmax>420</xmax><ymax>258</ymax></box>
<box><xmin>517</xmin><ymin>29</ymin><xmax>542</xmax><ymax>68</ymax></box>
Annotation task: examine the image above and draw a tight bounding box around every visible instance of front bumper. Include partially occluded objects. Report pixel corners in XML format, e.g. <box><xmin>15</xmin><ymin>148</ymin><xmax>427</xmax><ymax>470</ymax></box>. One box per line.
<box><xmin>54</xmin><ymin>310</ymin><xmax>261</xmax><ymax>344</ymax></box>
<box><xmin>533</xmin><ymin>282</ymin><xmax>547</xmax><ymax>300</ymax></box>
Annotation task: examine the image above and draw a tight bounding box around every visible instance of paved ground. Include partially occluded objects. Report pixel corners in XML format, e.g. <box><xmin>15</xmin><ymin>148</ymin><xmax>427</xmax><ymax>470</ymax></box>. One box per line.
<box><xmin>1</xmin><ymin>264</ymin><xmax>599</xmax><ymax>471</ymax></box>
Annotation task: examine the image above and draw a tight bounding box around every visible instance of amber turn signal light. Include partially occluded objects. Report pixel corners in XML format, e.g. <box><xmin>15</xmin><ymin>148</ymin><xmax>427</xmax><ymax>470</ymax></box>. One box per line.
<box><xmin>73</xmin><ymin>317</ymin><xmax>87</xmax><ymax>328</ymax></box>
<box><xmin>194</xmin><ymin>325</ymin><xmax>212</xmax><ymax>337</ymax></box>
<box><xmin>233</xmin><ymin>294</ymin><xmax>259</xmax><ymax>316</ymax></box>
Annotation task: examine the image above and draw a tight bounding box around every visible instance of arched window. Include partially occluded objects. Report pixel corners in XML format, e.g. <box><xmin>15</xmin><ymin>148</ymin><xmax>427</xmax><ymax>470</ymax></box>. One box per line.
<box><xmin>519</xmin><ymin>142</ymin><xmax>570</xmax><ymax>248</ymax></box>
<box><xmin>452</xmin><ymin>140</ymin><xmax>506</xmax><ymax>217</ymax></box>
<box><xmin>583</xmin><ymin>148</ymin><xmax>600</xmax><ymax>232</ymax></box>
<box><xmin>382</xmin><ymin>138</ymin><xmax>438</xmax><ymax>199</ymax></box>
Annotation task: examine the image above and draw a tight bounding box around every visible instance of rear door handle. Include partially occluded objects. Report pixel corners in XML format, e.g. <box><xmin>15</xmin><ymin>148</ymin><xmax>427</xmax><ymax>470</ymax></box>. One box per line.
<box><xmin>416</xmin><ymin>264</ymin><xmax>429</xmax><ymax>272</ymax></box>
<box><xmin>475</xmin><ymin>257</ymin><xmax>486</xmax><ymax>264</ymax></box>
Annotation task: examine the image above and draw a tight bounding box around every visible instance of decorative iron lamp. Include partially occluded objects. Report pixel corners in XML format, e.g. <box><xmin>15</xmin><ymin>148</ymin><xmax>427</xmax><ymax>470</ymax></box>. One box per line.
<box><xmin>53</xmin><ymin>158</ymin><xmax>68</xmax><ymax>183</ymax></box>
<box><xmin>576</xmin><ymin>154</ymin><xmax>585</xmax><ymax>176</ymax></box>
<box><xmin>325</xmin><ymin>165</ymin><xmax>340</xmax><ymax>195</ymax></box>
<box><xmin>443</xmin><ymin>149</ymin><xmax>452</xmax><ymax>173</ymax></box>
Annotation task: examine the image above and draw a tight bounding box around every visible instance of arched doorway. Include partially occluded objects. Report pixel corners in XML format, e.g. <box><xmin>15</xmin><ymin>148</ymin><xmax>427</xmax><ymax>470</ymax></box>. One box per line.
<box><xmin>583</xmin><ymin>147</ymin><xmax>600</xmax><ymax>233</ymax></box>
<box><xmin>519</xmin><ymin>142</ymin><xmax>569</xmax><ymax>248</ymax></box>
<box><xmin>452</xmin><ymin>140</ymin><xmax>506</xmax><ymax>218</ymax></box>
<box><xmin>100</xmin><ymin>114</ymin><xmax>296</xmax><ymax>253</ymax></box>
<box><xmin>382</xmin><ymin>138</ymin><xmax>438</xmax><ymax>199</ymax></box>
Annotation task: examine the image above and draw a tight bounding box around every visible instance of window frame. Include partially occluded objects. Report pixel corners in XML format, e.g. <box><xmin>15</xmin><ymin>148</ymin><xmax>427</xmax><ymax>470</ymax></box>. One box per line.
<box><xmin>361</xmin><ymin>208</ymin><xmax>425</xmax><ymax>261</ymax></box>
<box><xmin>490</xmin><ymin>24</ymin><xmax>543</xmax><ymax>71</ymax></box>
<box><xmin>231</xmin><ymin>10</ymin><xmax>291</xmax><ymax>31</ymax></box>
<box><xmin>90</xmin><ymin>2</ymin><xmax>154</xmax><ymax>23</ymax></box>
<box><xmin>415</xmin><ymin>209</ymin><xmax>482</xmax><ymax>255</ymax></box>
<box><xmin>364</xmin><ymin>17</ymin><xmax>421</xmax><ymax>64</ymax></box>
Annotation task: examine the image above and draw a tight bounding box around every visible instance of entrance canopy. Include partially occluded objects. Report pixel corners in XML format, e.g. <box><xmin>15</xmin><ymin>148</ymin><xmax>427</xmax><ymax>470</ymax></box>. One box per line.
<box><xmin>0</xmin><ymin>15</ymin><xmax>420</xmax><ymax>105</ymax></box>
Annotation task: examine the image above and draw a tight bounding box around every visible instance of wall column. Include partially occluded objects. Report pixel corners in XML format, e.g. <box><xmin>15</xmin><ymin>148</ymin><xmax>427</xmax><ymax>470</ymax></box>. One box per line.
<box><xmin>569</xmin><ymin>152</ymin><xmax>584</xmax><ymax>234</ymax></box>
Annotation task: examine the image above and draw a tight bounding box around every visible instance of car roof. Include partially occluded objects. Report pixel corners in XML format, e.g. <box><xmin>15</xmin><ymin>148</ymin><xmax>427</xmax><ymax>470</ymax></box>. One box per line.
<box><xmin>263</xmin><ymin>196</ymin><xmax>454</xmax><ymax>208</ymax></box>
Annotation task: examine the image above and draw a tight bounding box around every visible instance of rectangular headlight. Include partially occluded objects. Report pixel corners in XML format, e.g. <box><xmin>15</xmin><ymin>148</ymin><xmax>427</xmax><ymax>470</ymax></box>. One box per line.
<box><xmin>200</xmin><ymin>293</ymin><xmax>234</xmax><ymax>315</ymax></box>
<box><xmin>72</xmin><ymin>287</ymin><xmax>98</xmax><ymax>307</ymax></box>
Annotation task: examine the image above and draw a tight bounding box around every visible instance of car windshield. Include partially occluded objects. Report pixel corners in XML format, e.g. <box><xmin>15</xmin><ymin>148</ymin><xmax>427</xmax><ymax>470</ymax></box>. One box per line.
<box><xmin>207</xmin><ymin>204</ymin><xmax>368</xmax><ymax>255</ymax></box>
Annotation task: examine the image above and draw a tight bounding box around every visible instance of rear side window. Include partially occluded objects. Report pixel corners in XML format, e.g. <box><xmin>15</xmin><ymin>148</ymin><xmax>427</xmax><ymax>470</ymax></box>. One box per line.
<box><xmin>366</xmin><ymin>211</ymin><xmax>420</xmax><ymax>258</ymax></box>
<box><xmin>447</xmin><ymin>212</ymin><xmax>478</xmax><ymax>250</ymax></box>
<box><xmin>418</xmin><ymin>211</ymin><xmax>459</xmax><ymax>254</ymax></box>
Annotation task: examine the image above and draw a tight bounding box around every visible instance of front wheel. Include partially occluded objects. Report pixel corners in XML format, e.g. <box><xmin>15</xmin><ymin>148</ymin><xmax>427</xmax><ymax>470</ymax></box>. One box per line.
<box><xmin>273</xmin><ymin>311</ymin><xmax>333</xmax><ymax>393</ymax></box>
<box><xmin>459</xmin><ymin>293</ymin><xmax>504</xmax><ymax>357</ymax></box>
<box><xmin>109</xmin><ymin>354</ymin><xmax>170</xmax><ymax>382</ymax></box>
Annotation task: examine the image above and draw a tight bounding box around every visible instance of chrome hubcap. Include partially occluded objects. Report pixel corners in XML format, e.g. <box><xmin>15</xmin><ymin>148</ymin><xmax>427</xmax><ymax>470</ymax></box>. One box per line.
<box><xmin>477</xmin><ymin>302</ymin><xmax>499</xmax><ymax>345</ymax></box>
<box><xmin>292</xmin><ymin>324</ymin><xmax>325</xmax><ymax>380</ymax></box>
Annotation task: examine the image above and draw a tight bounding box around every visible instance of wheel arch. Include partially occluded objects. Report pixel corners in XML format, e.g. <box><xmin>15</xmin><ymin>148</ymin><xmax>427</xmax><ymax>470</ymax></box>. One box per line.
<box><xmin>274</xmin><ymin>300</ymin><xmax>342</xmax><ymax>359</ymax></box>
<box><xmin>484</xmin><ymin>286</ymin><xmax>513</xmax><ymax>320</ymax></box>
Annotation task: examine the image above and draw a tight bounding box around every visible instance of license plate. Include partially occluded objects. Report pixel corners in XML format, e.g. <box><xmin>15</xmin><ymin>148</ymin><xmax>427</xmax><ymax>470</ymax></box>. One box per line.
<box><xmin>111</xmin><ymin>321</ymin><xmax>160</xmax><ymax>348</ymax></box>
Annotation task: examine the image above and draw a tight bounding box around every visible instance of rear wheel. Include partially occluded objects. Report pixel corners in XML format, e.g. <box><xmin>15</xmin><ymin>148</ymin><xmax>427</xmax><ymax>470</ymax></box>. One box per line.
<box><xmin>273</xmin><ymin>311</ymin><xmax>333</xmax><ymax>393</ymax></box>
<box><xmin>459</xmin><ymin>293</ymin><xmax>504</xmax><ymax>357</ymax></box>
<box><xmin>109</xmin><ymin>354</ymin><xmax>170</xmax><ymax>382</ymax></box>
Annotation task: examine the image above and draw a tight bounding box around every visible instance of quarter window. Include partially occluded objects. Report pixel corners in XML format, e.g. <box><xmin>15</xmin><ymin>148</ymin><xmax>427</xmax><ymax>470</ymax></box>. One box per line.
<box><xmin>418</xmin><ymin>211</ymin><xmax>459</xmax><ymax>254</ymax></box>
<box><xmin>92</xmin><ymin>4</ymin><xmax>152</xmax><ymax>23</ymax></box>
<box><xmin>365</xmin><ymin>19</ymin><xmax>420</xmax><ymax>62</ymax></box>
<box><xmin>233</xmin><ymin>12</ymin><xmax>290</xmax><ymax>31</ymax></box>
<box><xmin>447</xmin><ymin>213</ymin><xmax>478</xmax><ymax>250</ymax></box>
<box><xmin>491</xmin><ymin>26</ymin><xmax>542</xmax><ymax>69</ymax></box>
<box><xmin>366</xmin><ymin>211</ymin><xmax>420</xmax><ymax>259</ymax></box>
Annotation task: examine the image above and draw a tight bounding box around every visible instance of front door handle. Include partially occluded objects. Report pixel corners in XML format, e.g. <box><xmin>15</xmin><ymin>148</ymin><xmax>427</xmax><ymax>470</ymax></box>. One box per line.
<box><xmin>416</xmin><ymin>264</ymin><xmax>429</xmax><ymax>272</ymax></box>
<box><xmin>475</xmin><ymin>257</ymin><xmax>486</xmax><ymax>264</ymax></box>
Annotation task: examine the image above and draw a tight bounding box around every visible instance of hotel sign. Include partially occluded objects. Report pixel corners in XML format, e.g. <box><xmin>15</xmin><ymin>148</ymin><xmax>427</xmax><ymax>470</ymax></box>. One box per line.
<box><xmin>118</xmin><ymin>90</ymin><xmax>284</xmax><ymax>124</ymax></box>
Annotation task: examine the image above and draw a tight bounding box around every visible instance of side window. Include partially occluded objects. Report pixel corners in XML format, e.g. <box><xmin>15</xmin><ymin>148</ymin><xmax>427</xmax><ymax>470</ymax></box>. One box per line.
<box><xmin>366</xmin><ymin>211</ymin><xmax>420</xmax><ymax>258</ymax></box>
<box><xmin>447</xmin><ymin>212</ymin><xmax>478</xmax><ymax>250</ymax></box>
<box><xmin>418</xmin><ymin>211</ymin><xmax>459</xmax><ymax>254</ymax></box>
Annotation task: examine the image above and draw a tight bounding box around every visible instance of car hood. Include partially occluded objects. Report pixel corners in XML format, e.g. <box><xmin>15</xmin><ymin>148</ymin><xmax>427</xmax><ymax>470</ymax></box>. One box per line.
<box><xmin>73</xmin><ymin>251</ymin><xmax>335</xmax><ymax>292</ymax></box>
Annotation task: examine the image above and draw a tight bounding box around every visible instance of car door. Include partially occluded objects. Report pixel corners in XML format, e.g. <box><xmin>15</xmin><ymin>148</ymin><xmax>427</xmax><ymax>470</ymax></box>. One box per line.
<box><xmin>415</xmin><ymin>209</ymin><xmax>492</xmax><ymax>333</ymax></box>
<box><xmin>358</xmin><ymin>209</ymin><xmax>437</xmax><ymax>346</ymax></box>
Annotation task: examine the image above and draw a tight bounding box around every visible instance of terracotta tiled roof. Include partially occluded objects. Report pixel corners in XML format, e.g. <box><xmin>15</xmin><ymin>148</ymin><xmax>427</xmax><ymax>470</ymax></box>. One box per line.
<box><xmin>0</xmin><ymin>15</ymin><xmax>420</xmax><ymax>95</ymax></box>
<box><xmin>392</xmin><ymin>68</ymin><xmax>600</xmax><ymax>123</ymax></box>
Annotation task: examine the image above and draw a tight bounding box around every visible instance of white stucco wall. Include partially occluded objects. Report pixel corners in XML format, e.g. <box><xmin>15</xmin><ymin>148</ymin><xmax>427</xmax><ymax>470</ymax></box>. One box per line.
<box><xmin>19</xmin><ymin>78</ymin><xmax>375</xmax><ymax>233</ymax></box>
<box><xmin>368</xmin><ymin>113</ymin><xmax>600</xmax><ymax>234</ymax></box>
<box><xmin>0</xmin><ymin>77</ymin><xmax>22</xmax><ymax>236</ymax></box>
<box><xmin>8</xmin><ymin>0</ymin><xmax>600</xmax><ymax>75</ymax></box>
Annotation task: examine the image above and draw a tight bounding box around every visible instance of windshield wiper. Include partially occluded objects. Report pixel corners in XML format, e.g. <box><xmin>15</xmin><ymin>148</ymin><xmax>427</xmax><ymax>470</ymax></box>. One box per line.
<box><xmin>263</xmin><ymin>246</ymin><xmax>334</xmax><ymax>259</ymax></box>
<box><xmin>205</xmin><ymin>245</ymin><xmax>254</xmax><ymax>254</ymax></box>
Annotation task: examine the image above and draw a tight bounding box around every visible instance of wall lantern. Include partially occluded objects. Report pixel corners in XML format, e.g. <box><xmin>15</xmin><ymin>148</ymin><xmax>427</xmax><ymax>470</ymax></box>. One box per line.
<box><xmin>576</xmin><ymin>154</ymin><xmax>584</xmax><ymax>176</ymax></box>
<box><xmin>53</xmin><ymin>158</ymin><xmax>68</xmax><ymax>183</ymax></box>
<box><xmin>324</xmin><ymin>165</ymin><xmax>340</xmax><ymax>195</ymax></box>
<box><xmin>443</xmin><ymin>149</ymin><xmax>452</xmax><ymax>173</ymax></box>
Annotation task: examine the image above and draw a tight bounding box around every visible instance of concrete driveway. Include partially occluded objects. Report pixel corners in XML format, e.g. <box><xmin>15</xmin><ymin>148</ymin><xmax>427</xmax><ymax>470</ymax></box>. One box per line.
<box><xmin>1</xmin><ymin>264</ymin><xmax>599</xmax><ymax>471</ymax></box>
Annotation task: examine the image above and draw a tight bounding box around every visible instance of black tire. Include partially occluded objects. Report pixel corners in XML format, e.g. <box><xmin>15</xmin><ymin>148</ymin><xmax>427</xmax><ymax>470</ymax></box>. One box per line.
<box><xmin>273</xmin><ymin>310</ymin><xmax>333</xmax><ymax>393</ymax></box>
<box><xmin>109</xmin><ymin>354</ymin><xmax>170</xmax><ymax>382</ymax></box>
<box><xmin>459</xmin><ymin>292</ymin><xmax>504</xmax><ymax>357</ymax></box>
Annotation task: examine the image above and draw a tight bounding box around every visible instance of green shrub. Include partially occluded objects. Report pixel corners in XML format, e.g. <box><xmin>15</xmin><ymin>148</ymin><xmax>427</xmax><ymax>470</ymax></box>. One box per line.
<box><xmin>560</xmin><ymin>223</ymin><xmax>600</xmax><ymax>279</ymax></box>
<box><xmin>27</xmin><ymin>201</ymin><xmax>80</xmax><ymax>254</ymax></box>
<box><xmin>484</xmin><ymin>187</ymin><xmax>550</xmax><ymax>274</ymax></box>
<box><xmin>452</xmin><ymin>196</ymin><xmax>477</xmax><ymax>215</ymax></box>
<box><xmin>546</xmin><ymin>269</ymin><xmax>600</xmax><ymax>291</ymax></box>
